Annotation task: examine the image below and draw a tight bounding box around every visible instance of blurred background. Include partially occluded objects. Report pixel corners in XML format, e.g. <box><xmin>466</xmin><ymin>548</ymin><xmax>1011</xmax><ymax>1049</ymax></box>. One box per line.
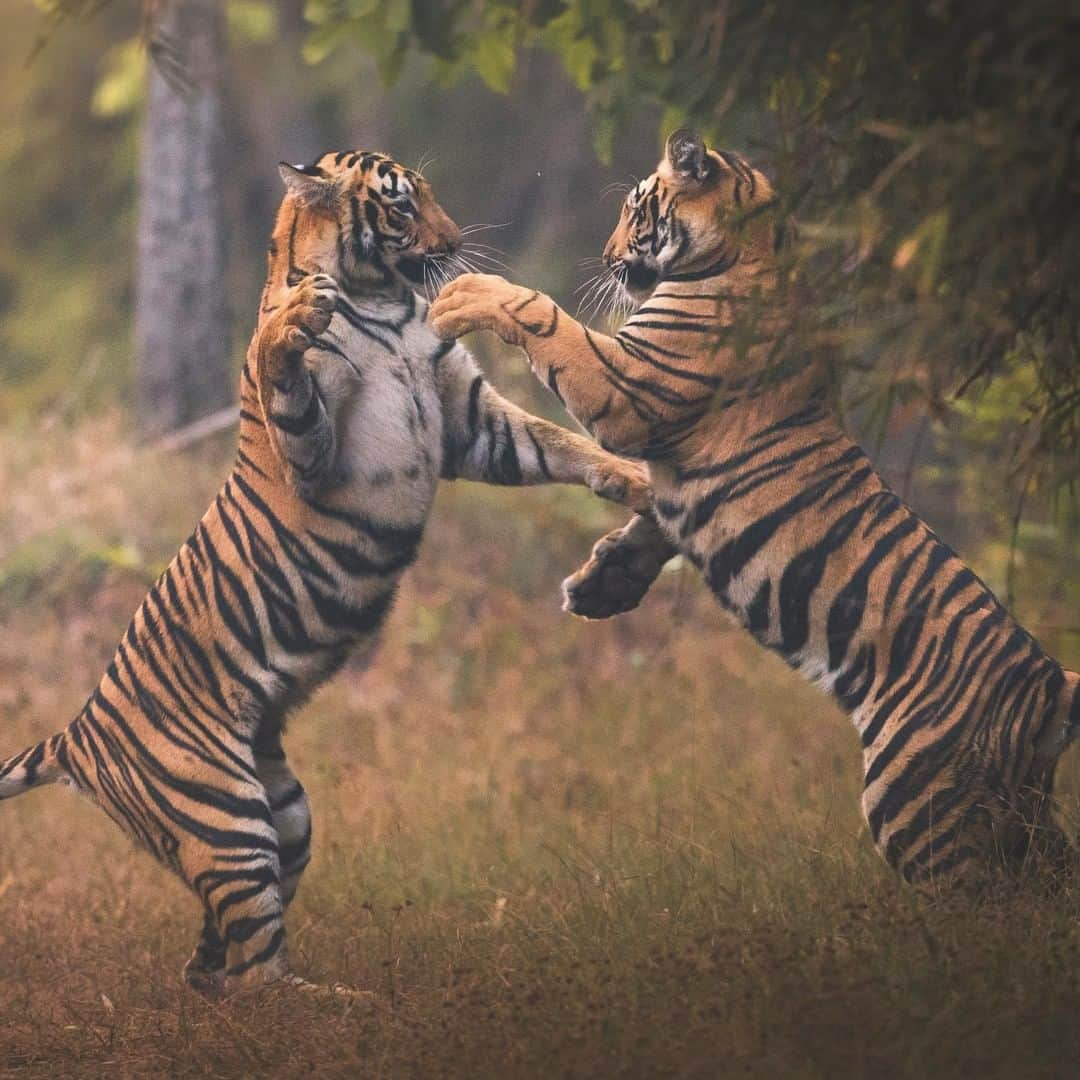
<box><xmin>1</xmin><ymin>0</ymin><xmax>1076</xmax><ymax>632</ymax></box>
<box><xmin>1</xmin><ymin>2</ymin><xmax>1078</xmax><ymax>1075</ymax></box>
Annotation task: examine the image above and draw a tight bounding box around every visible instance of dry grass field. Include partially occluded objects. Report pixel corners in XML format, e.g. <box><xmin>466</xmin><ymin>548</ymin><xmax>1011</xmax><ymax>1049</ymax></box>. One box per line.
<box><xmin>1</xmin><ymin>415</ymin><xmax>1078</xmax><ymax>1078</ymax></box>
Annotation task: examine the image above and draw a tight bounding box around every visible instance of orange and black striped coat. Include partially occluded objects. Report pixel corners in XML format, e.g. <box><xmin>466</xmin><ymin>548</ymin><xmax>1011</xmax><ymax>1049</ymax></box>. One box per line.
<box><xmin>430</xmin><ymin>130</ymin><xmax>1079</xmax><ymax>888</ymax></box>
<box><xmin>0</xmin><ymin>150</ymin><xmax>649</xmax><ymax>993</ymax></box>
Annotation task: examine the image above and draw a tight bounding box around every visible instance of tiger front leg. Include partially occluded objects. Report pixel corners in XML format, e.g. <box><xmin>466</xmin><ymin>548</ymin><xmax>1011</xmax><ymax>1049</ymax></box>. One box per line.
<box><xmin>508</xmin><ymin>415</ymin><xmax>653</xmax><ymax>511</ymax></box>
<box><xmin>430</xmin><ymin>274</ymin><xmax>661</xmax><ymax>456</ymax></box>
<box><xmin>562</xmin><ymin>513</ymin><xmax>677</xmax><ymax>619</ymax></box>
<box><xmin>438</xmin><ymin>358</ymin><xmax>651</xmax><ymax>512</ymax></box>
<box><xmin>254</xmin><ymin>274</ymin><xmax>339</xmax><ymax>499</ymax></box>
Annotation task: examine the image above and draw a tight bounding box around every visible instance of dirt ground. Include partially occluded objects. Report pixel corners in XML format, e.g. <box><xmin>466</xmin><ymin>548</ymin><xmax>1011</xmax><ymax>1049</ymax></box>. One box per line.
<box><xmin>2</xmin><ymin>418</ymin><xmax>1078</xmax><ymax>1078</ymax></box>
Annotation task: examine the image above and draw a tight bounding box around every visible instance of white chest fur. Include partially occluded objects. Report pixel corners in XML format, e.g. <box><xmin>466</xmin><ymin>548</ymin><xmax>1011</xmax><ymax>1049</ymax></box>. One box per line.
<box><xmin>308</xmin><ymin>290</ymin><xmax>445</xmax><ymax>518</ymax></box>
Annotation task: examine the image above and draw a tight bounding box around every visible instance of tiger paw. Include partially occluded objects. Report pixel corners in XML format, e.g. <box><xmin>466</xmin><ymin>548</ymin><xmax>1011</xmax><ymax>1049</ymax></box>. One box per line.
<box><xmin>428</xmin><ymin>273</ymin><xmax>531</xmax><ymax>346</ymax></box>
<box><xmin>259</xmin><ymin>274</ymin><xmax>339</xmax><ymax>389</ymax></box>
<box><xmin>562</xmin><ymin>518</ymin><xmax>674</xmax><ymax>619</ymax></box>
<box><xmin>182</xmin><ymin>958</ymin><xmax>226</xmax><ymax>997</ymax></box>
<box><xmin>277</xmin><ymin>273</ymin><xmax>338</xmax><ymax>353</ymax></box>
<box><xmin>583</xmin><ymin>459</ymin><xmax>653</xmax><ymax>512</ymax></box>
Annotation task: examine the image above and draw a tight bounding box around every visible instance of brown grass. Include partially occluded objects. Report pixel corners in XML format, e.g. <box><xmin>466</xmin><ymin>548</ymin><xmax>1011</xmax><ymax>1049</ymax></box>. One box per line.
<box><xmin>1</xmin><ymin>414</ymin><xmax>1078</xmax><ymax>1079</ymax></box>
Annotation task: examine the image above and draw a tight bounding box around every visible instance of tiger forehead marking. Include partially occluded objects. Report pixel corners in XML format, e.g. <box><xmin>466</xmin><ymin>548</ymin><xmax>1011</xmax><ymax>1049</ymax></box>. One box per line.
<box><xmin>292</xmin><ymin>151</ymin><xmax>424</xmax><ymax>214</ymax></box>
<box><xmin>313</xmin><ymin>149</ymin><xmax>420</xmax><ymax>188</ymax></box>
<box><xmin>273</xmin><ymin>149</ymin><xmax>461</xmax><ymax>293</ymax></box>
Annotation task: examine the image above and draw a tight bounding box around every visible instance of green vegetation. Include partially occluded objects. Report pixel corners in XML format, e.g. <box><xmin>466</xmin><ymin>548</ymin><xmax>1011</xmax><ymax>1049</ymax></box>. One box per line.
<box><xmin>306</xmin><ymin>1</ymin><xmax>1080</xmax><ymax>494</ymax></box>
<box><xmin>1</xmin><ymin>4</ymin><xmax>1078</xmax><ymax>1073</ymax></box>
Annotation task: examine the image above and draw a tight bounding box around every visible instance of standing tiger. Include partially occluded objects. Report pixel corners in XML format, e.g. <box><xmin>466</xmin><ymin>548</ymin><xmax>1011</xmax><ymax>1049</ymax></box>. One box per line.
<box><xmin>0</xmin><ymin>149</ymin><xmax>649</xmax><ymax>993</ymax></box>
<box><xmin>429</xmin><ymin>129</ymin><xmax>1080</xmax><ymax>888</ymax></box>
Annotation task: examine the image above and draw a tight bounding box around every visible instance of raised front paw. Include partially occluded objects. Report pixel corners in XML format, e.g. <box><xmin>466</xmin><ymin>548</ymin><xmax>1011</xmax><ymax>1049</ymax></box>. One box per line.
<box><xmin>583</xmin><ymin>459</ymin><xmax>652</xmax><ymax>512</ymax></box>
<box><xmin>561</xmin><ymin>518</ymin><xmax>672</xmax><ymax>620</ymax></box>
<box><xmin>259</xmin><ymin>274</ymin><xmax>338</xmax><ymax>388</ymax></box>
<box><xmin>275</xmin><ymin>273</ymin><xmax>338</xmax><ymax>354</ymax></box>
<box><xmin>429</xmin><ymin>273</ymin><xmax>532</xmax><ymax>345</ymax></box>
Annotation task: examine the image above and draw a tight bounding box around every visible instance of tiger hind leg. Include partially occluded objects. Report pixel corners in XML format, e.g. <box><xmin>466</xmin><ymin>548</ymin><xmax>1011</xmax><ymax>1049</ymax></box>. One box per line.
<box><xmin>255</xmin><ymin>739</ymin><xmax>312</xmax><ymax>910</ymax></box>
<box><xmin>180</xmin><ymin>745</ymin><xmax>312</xmax><ymax>995</ymax></box>
<box><xmin>562</xmin><ymin>513</ymin><xmax>676</xmax><ymax>619</ymax></box>
<box><xmin>174</xmin><ymin>780</ymin><xmax>293</xmax><ymax>993</ymax></box>
<box><xmin>183</xmin><ymin>912</ymin><xmax>228</xmax><ymax>993</ymax></box>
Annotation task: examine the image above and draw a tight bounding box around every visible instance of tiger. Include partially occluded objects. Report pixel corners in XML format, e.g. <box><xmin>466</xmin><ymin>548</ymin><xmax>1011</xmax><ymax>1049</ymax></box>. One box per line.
<box><xmin>0</xmin><ymin>148</ymin><xmax>650</xmax><ymax>994</ymax></box>
<box><xmin>429</xmin><ymin>129</ymin><xmax>1080</xmax><ymax>889</ymax></box>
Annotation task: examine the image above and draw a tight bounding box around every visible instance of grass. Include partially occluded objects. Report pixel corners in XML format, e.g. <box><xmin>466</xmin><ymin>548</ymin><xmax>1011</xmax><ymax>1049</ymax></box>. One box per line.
<box><xmin>1</xmin><ymin>413</ymin><xmax>1078</xmax><ymax>1078</ymax></box>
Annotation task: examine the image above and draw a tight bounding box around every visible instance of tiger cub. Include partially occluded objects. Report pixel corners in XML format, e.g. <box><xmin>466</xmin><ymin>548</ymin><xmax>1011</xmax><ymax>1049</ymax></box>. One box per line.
<box><xmin>429</xmin><ymin>130</ymin><xmax>1079</xmax><ymax>889</ymax></box>
<box><xmin>0</xmin><ymin>149</ymin><xmax>649</xmax><ymax>993</ymax></box>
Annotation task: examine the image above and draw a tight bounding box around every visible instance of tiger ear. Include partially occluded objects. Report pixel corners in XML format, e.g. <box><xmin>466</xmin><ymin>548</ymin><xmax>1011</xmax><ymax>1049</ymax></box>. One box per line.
<box><xmin>665</xmin><ymin>129</ymin><xmax>712</xmax><ymax>183</ymax></box>
<box><xmin>278</xmin><ymin>162</ymin><xmax>339</xmax><ymax>211</ymax></box>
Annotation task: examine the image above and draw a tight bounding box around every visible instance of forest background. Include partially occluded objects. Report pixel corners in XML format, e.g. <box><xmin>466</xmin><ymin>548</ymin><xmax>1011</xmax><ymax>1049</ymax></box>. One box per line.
<box><xmin>0</xmin><ymin>2</ymin><xmax>1078</xmax><ymax>1076</ymax></box>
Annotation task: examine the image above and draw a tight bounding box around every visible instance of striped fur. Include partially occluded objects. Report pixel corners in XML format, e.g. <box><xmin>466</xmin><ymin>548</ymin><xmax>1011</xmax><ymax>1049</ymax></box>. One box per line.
<box><xmin>429</xmin><ymin>130</ymin><xmax>1079</xmax><ymax>888</ymax></box>
<box><xmin>0</xmin><ymin>149</ymin><xmax>649</xmax><ymax>993</ymax></box>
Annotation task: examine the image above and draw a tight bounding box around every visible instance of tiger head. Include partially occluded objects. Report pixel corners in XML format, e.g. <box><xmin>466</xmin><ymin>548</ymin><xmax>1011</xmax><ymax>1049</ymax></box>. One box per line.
<box><xmin>271</xmin><ymin>150</ymin><xmax>462</xmax><ymax>293</ymax></box>
<box><xmin>604</xmin><ymin>129</ymin><xmax>781</xmax><ymax>302</ymax></box>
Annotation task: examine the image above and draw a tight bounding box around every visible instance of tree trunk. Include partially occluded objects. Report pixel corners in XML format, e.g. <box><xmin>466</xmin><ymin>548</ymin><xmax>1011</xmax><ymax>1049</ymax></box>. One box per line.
<box><xmin>135</xmin><ymin>0</ymin><xmax>231</xmax><ymax>437</ymax></box>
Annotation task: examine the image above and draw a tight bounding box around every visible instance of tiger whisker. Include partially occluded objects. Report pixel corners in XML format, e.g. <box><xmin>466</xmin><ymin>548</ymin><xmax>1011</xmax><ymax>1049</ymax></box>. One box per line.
<box><xmin>607</xmin><ymin>264</ymin><xmax>633</xmax><ymax>324</ymax></box>
<box><xmin>459</xmin><ymin>256</ymin><xmax>509</xmax><ymax>272</ymax></box>
<box><xmin>431</xmin><ymin>257</ymin><xmax>452</xmax><ymax>292</ymax></box>
<box><xmin>460</xmin><ymin>244</ymin><xmax>510</xmax><ymax>264</ymax></box>
<box><xmin>461</xmin><ymin>242</ymin><xmax>510</xmax><ymax>259</ymax></box>
<box><xmin>448</xmin><ymin>257</ymin><xmax>471</xmax><ymax>277</ymax></box>
<box><xmin>582</xmin><ymin>274</ymin><xmax>619</xmax><ymax>324</ymax></box>
<box><xmin>460</xmin><ymin>247</ymin><xmax>510</xmax><ymax>271</ymax></box>
<box><xmin>593</xmin><ymin>274</ymin><xmax>621</xmax><ymax>313</ymax></box>
<box><xmin>599</xmin><ymin>180</ymin><xmax>633</xmax><ymax>201</ymax></box>
<box><xmin>573</xmin><ymin>273</ymin><xmax>604</xmax><ymax>299</ymax></box>
<box><xmin>449</xmin><ymin>253</ymin><xmax>480</xmax><ymax>277</ymax></box>
<box><xmin>460</xmin><ymin>222</ymin><xmax>511</xmax><ymax>236</ymax></box>
<box><xmin>424</xmin><ymin>255</ymin><xmax>449</xmax><ymax>296</ymax></box>
<box><xmin>574</xmin><ymin>274</ymin><xmax>607</xmax><ymax>317</ymax></box>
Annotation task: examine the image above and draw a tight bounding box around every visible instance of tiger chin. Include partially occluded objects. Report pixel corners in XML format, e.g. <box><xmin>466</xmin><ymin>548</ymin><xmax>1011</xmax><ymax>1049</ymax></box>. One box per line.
<box><xmin>0</xmin><ymin>149</ymin><xmax>650</xmax><ymax>996</ymax></box>
<box><xmin>430</xmin><ymin>129</ymin><xmax>1080</xmax><ymax>890</ymax></box>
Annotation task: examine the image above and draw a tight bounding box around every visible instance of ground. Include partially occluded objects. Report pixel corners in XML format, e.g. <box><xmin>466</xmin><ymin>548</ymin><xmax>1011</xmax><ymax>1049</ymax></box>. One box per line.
<box><xmin>1</xmin><ymin>415</ymin><xmax>1078</xmax><ymax>1078</ymax></box>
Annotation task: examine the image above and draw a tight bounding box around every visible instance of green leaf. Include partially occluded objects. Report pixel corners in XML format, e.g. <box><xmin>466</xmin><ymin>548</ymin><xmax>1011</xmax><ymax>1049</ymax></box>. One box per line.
<box><xmin>90</xmin><ymin>38</ymin><xmax>145</xmax><ymax>118</ymax></box>
<box><xmin>226</xmin><ymin>0</ymin><xmax>279</xmax><ymax>45</ymax></box>
<box><xmin>471</xmin><ymin>31</ymin><xmax>516</xmax><ymax>94</ymax></box>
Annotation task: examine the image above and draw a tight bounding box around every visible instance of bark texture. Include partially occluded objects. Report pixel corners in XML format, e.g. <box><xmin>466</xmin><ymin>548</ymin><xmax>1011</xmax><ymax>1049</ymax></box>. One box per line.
<box><xmin>135</xmin><ymin>0</ymin><xmax>231</xmax><ymax>437</ymax></box>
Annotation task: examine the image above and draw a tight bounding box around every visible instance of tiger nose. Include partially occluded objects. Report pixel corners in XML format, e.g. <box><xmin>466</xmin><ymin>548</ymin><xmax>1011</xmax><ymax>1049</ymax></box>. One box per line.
<box><xmin>431</xmin><ymin>236</ymin><xmax>459</xmax><ymax>257</ymax></box>
<box><xmin>436</xmin><ymin>222</ymin><xmax>462</xmax><ymax>256</ymax></box>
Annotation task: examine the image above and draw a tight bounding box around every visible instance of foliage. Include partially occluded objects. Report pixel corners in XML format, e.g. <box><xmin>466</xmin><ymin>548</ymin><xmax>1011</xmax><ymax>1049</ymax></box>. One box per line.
<box><xmin>9</xmin><ymin>0</ymin><xmax>1077</xmax><ymax>575</ymax></box>
<box><xmin>0</xmin><ymin>3</ymin><xmax>140</xmax><ymax>418</ymax></box>
<box><xmin>304</xmin><ymin>0</ymin><xmax>1080</xmax><ymax>497</ymax></box>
